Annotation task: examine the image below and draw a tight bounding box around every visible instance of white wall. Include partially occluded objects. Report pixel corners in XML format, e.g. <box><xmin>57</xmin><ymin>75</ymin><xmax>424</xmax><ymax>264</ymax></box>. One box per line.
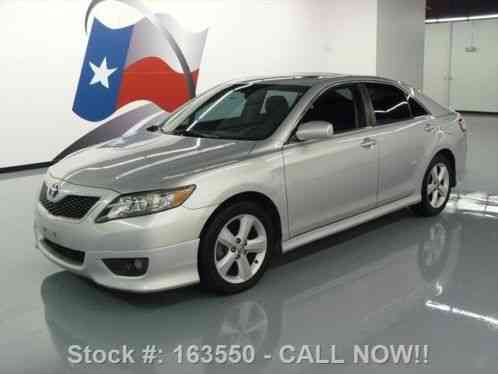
<box><xmin>424</xmin><ymin>19</ymin><xmax>498</xmax><ymax>112</ymax></box>
<box><xmin>1</xmin><ymin>0</ymin><xmax>90</xmax><ymax>168</ymax></box>
<box><xmin>376</xmin><ymin>0</ymin><xmax>426</xmax><ymax>88</ymax></box>
<box><xmin>423</xmin><ymin>23</ymin><xmax>452</xmax><ymax>107</ymax></box>
<box><xmin>0</xmin><ymin>0</ymin><xmax>424</xmax><ymax>168</ymax></box>
<box><xmin>450</xmin><ymin>20</ymin><xmax>498</xmax><ymax>112</ymax></box>
<box><xmin>198</xmin><ymin>0</ymin><xmax>380</xmax><ymax>91</ymax></box>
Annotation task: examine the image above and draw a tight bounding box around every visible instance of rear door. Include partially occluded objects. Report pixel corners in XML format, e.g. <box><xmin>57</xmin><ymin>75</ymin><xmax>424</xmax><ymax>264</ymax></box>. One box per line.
<box><xmin>362</xmin><ymin>82</ymin><xmax>434</xmax><ymax>205</ymax></box>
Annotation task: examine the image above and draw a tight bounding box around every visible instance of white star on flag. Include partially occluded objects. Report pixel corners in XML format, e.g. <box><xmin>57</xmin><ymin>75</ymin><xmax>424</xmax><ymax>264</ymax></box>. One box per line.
<box><xmin>89</xmin><ymin>57</ymin><xmax>117</xmax><ymax>89</ymax></box>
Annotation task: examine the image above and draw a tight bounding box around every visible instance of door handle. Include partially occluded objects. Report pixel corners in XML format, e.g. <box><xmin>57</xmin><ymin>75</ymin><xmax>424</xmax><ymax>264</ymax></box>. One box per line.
<box><xmin>424</xmin><ymin>124</ymin><xmax>436</xmax><ymax>132</ymax></box>
<box><xmin>360</xmin><ymin>137</ymin><xmax>376</xmax><ymax>148</ymax></box>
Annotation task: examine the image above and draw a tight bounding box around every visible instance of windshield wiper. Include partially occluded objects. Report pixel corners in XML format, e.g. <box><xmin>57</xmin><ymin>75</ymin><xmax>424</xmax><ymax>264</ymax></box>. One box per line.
<box><xmin>170</xmin><ymin>128</ymin><xmax>221</xmax><ymax>139</ymax></box>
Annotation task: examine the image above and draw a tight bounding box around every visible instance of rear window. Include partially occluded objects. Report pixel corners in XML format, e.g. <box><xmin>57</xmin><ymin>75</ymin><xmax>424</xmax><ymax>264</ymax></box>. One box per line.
<box><xmin>409</xmin><ymin>97</ymin><xmax>429</xmax><ymax>117</ymax></box>
<box><xmin>366</xmin><ymin>83</ymin><xmax>412</xmax><ymax>125</ymax></box>
<box><xmin>417</xmin><ymin>92</ymin><xmax>452</xmax><ymax>117</ymax></box>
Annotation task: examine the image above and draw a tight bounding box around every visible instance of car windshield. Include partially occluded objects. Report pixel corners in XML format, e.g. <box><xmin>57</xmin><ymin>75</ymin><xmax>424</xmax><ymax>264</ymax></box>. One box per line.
<box><xmin>161</xmin><ymin>83</ymin><xmax>309</xmax><ymax>140</ymax></box>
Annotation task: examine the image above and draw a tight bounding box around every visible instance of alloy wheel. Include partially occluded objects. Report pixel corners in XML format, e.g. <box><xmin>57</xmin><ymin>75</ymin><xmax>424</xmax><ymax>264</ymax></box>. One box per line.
<box><xmin>427</xmin><ymin>163</ymin><xmax>450</xmax><ymax>209</ymax></box>
<box><xmin>214</xmin><ymin>214</ymin><xmax>268</xmax><ymax>284</ymax></box>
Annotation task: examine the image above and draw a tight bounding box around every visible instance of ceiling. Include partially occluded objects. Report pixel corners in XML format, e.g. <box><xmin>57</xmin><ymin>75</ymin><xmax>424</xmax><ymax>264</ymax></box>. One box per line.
<box><xmin>426</xmin><ymin>0</ymin><xmax>498</xmax><ymax>19</ymax></box>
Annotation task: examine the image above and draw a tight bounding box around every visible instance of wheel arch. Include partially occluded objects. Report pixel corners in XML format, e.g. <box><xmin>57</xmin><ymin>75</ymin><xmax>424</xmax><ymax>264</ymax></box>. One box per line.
<box><xmin>434</xmin><ymin>148</ymin><xmax>456</xmax><ymax>187</ymax></box>
<box><xmin>199</xmin><ymin>191</ymin><xmax>283</xmax><ymax>254</ymax></box>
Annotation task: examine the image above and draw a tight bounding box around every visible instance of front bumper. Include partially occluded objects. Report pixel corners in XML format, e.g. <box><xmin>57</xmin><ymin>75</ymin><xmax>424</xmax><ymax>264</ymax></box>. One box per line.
<box><xmin>34</xmin><ymin>176</ymin><xmax>216</xmax><ymax>292</ymax></box>
<box><xmin>36</xmin><ymin>234</ymin><xmax>200</xmax><ymax>292</ymax></box>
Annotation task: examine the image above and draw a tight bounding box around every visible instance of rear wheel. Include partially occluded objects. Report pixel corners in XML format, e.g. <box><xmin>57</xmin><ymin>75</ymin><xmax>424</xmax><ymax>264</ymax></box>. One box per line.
<box><xmin>412</xmin><ymin>155</ymin><xmax>452</xmax><ymax>217</ymax></box>
<box><xmin>198</xmin><ymin>201</ymin><xmax>275</xmax><ymax>294</ymax></box>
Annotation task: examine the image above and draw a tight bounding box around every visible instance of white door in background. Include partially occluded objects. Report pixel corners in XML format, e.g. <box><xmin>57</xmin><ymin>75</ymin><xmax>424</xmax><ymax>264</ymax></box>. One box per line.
<box><xmin>450</xmin><ymin>20</ymin><xmax>498</xmax><ymax>112</ymax></box>
<box><xmin>423</xmin><ymin>23</ymin><xmax>452</xmax><ymax>107</ymax></box>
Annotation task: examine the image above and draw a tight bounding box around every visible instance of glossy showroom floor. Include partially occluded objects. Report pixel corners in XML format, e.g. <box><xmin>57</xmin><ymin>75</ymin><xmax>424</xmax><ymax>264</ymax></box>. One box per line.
<box><xmin>1</xmin><ymin>114</ymin><xmax>497</xmax><ymax>374</ymax></box>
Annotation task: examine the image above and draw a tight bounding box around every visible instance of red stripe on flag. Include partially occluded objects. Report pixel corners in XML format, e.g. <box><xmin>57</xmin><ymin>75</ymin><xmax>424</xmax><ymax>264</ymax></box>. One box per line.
<box><xmin>117</xmin><ymin>57</ymin><xmax>198</xmax><ymax>112</ymax></box>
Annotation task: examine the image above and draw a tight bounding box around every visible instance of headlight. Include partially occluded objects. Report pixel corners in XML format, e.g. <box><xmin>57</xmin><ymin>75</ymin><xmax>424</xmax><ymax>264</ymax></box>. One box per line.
<box><xmin>96</xmin><ymin>185</ymin><xmax>195</xmax><ymax>223</ymax></box>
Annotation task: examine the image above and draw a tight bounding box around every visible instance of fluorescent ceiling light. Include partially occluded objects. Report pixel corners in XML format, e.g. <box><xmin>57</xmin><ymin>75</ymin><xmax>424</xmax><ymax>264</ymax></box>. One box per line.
<box><xmin>469</xmin><ymin>13</ymin><xmax>498</xmax><ymax>20</ymax></box>
<box><xmin>426</xmin><ymin>14</ymin><xmax>498</xmax><ymax>24</ymax></box>
<box><xmin>440</xmin><ymin>17</ymin><xmax>467</xmax><ymax>22</ymax></box>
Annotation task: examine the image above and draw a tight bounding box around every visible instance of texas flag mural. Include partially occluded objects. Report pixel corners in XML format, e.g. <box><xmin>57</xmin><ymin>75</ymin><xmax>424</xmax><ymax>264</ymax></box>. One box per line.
<box><xmin>73</xmin><ymin>12</ymin><xmax>208</xmax><ymax>122</ymax></box>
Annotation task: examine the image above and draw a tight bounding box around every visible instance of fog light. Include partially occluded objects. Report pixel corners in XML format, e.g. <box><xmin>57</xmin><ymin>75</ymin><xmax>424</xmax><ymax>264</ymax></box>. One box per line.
<box><xmin>103</xmin><ymin>258</ymin><xmax>149</xmax><ymax>277</ymax></box>
<box><xmin>134</xmin><ymin>259</ymin><xmax>145</xmax><ymax>271</ymax></box>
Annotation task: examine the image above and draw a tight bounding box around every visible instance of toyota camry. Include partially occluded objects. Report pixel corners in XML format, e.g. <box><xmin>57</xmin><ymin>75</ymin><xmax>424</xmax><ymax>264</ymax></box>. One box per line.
<box><xmin>34</xmin><ymin>74</ymin><xmax>467</xmax><ymax>293</ymax></box>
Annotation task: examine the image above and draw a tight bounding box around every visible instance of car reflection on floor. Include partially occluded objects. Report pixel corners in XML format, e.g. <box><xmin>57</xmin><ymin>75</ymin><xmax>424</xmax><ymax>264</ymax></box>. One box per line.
<box><xmin>41</xmin><ymin>192</ymin><xmax>498</xmax><ymax>374</ymax></box>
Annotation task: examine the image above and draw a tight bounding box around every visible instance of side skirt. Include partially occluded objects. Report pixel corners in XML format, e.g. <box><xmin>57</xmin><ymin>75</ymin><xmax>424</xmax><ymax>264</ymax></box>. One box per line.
<box><xmin>282</xmin><ymin>195</ymin><xmax>421</xmax><ymax>253</ymax></box>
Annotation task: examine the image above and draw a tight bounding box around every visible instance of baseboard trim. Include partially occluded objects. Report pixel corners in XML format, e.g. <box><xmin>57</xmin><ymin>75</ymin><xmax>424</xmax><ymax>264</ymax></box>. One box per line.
<box><xmin>457</xmin><ymin>110</ymin><xmax>498</xmax><ymax>116</ymax></box>
<box><xmin>0</xmin><ymin>161</ymin><xmax>52</xmax><ymax>174</ymax></box>
<box><xmin>282</xmin><ymin>195</ymin><xmax>420</xmax><ymax>253</ymax></box>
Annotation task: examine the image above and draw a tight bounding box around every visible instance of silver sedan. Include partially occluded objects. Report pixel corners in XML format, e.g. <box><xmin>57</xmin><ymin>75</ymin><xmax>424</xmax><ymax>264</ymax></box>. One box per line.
<box><xmin>34</xmin><ymin>74</ymin><xmax>467</xmax><ymax>293</ymax></box>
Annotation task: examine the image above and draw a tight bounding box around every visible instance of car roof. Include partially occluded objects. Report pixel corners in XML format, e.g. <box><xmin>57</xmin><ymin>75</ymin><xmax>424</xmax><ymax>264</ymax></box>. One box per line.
<box><xmin>232</xmin><ymin>73</ymin><xmax>406</xmax><ymax>88</ymax></box>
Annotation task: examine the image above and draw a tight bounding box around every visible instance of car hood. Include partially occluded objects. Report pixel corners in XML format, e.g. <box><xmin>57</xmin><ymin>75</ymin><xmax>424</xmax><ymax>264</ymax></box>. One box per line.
<box><xmin>49</xmin><ymin>131</ymin><xmax>255</xmax><ymax>193</ymax></box>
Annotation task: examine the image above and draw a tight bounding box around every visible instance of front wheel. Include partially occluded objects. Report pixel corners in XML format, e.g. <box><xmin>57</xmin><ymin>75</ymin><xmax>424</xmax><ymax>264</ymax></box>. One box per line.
<box><xmin>198</xmin><ymin>201</ymin><xmax>276</xmax><ymax>294</ymax></box>
<box><xmin>412</xmin><ymin>155</ymin><xmax>453</xmax><ymax>217</ymax></box>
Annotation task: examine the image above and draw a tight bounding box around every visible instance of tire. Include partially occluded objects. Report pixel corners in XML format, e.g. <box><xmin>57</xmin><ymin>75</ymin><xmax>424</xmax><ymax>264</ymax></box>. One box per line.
<box><xmin>412</xmin><ymin>154</ymin><xmax>453</xmax><ymax>217</ymax></box>
<box><xmin>198</xmin><ymin>201</ymin><xmax>276</xmax><ymax>294</ymax></box>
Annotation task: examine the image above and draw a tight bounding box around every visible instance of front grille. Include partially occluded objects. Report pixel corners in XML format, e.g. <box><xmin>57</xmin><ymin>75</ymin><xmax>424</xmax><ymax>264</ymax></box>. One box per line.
<box><xmin>39</xmin><ymin>183</ymin><xmax>100</xmax><ymax>219</ymax></box>
<box><xmin>42</xmin><ymin>239</ymin><xmax>85</xmax><ymax>266</ymax></box>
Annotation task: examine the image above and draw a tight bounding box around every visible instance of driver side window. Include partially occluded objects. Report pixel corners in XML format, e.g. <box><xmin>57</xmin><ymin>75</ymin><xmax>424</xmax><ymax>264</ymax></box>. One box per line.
<box><xmin>301</xmin><ymin>85</ymin><xmax>364</xmax><ymax>134</ymax></box>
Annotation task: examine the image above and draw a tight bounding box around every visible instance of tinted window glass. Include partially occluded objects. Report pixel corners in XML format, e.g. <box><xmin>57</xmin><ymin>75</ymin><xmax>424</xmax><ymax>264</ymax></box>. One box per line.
<box><xmin>301</xmin><ymin>86</ymin><xmax>363</xmax><ymax>134</ymax></box>
<box><xmin>409</xmin><ymin>97</ymin><xmax>429</xmax><ymax>117</ymax></box>
<box><xmin>199</xmin><ymin>92</ymin><xmax>245</xmax><ymax>121</ymax></box>
<box><xmin>366</xmin><ymin>83</ymin><xmax>411</xmax><ymax>125</ymax></box>
<box><xmin>162</xmin><ymin>84</ymin><xmax>308</xmax><ymax>140</ymax></box>
<box><xmin>261</xmin><ymin>90</ymin><xmax>300</xmax><ymax>114</ymax></box>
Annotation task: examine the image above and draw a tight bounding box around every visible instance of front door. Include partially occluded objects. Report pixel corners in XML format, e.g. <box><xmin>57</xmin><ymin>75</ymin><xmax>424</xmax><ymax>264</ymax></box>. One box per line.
<box><xmin>283</xmin><ymin>85</ymin><xmax>379</xmax><ymax>237</ymax></box>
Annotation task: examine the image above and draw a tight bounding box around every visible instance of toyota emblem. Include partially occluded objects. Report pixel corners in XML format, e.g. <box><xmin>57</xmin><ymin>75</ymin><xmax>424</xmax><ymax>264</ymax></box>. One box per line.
<box><xmin>47</xmin><ymin>184</ymin><xmax>60</xmax><ymax>201</ymax></box>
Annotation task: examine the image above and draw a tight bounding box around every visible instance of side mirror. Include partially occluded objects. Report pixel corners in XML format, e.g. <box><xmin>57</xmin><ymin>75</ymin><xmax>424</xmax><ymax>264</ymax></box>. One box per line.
<box><xmin>295</xmin><ymin>121</ymin><xmax>334</xmax><ymax>141</ymax></box>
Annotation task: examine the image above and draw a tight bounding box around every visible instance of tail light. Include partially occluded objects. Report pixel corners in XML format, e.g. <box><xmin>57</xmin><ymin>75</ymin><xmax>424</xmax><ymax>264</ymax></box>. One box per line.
<box><xmin>457</xmin><ymin>116</ymin><xmax>467</xmax><ymax>133</ymax></box>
